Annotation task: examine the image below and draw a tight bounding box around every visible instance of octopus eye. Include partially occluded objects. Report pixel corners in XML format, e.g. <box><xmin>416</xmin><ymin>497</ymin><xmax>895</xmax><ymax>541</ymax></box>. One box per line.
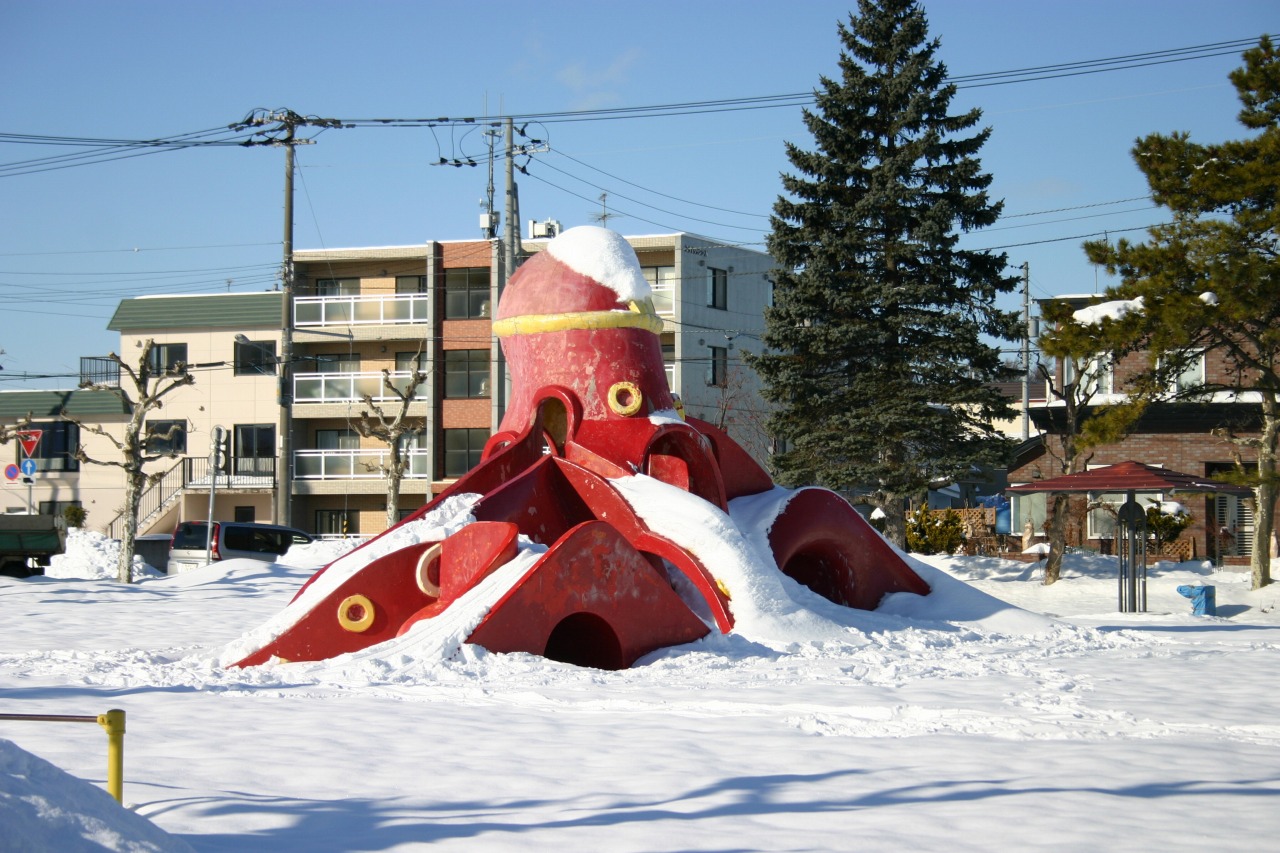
<box><xmin>608</xmin><ymin>381</ymin><xmax>643</xmax><ymax>417</ymax></box>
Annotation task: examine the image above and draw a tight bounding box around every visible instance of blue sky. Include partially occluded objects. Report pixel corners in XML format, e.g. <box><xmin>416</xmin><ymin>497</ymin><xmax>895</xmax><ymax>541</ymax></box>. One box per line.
<box><xmin>1</xmin><ymin>0</ymin><xmax>1275</xmax><ymax>387</ymax></box>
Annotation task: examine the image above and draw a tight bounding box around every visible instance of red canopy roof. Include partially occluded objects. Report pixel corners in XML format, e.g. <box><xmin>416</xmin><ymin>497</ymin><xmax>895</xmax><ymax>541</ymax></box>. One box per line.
<box><xmin>1007</xmin><ymin>460</ymin><xmax>1252</xmax><ymax>495</ymax></box>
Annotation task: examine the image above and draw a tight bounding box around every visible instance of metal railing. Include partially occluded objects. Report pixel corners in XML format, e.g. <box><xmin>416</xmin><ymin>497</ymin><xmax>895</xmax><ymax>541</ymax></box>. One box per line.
<box><xmin>295</xmin><ymin>448</ymin><xmax>431</xmax><ymax>480</ymax></box>
<box><xmin>106</xmin><ymin>457</ymin><xmax>276</xmax><ymax>539</ymax></box>
<box><xmin>79</xmin><ymin>356</ymin><xmax>120</xmax><ymax>388</ymax></box>
<box><xmin>294</xmin><ymin>293</ymin><xmax>430</xmax><ymax>327</ymax></box>
<box><xmin>0</xmin><ymin>709</ymin><xmax>126</xmax><ymax>803</ymax></box>
<box><xmin>651</xmin><ymin>283</ymin><xmax>675</xmax><ymax>316</ymax></box>
<box><xmin>294</xmin><ymin>371</ymin><xmax>429</xmax><ymax>404</ymax></box>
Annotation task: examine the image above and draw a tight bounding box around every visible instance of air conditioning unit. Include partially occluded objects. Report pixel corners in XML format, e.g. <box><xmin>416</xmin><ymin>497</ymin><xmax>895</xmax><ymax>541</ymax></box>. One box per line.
<box><xmin>528</xmin><ymin>218</ymin><xmax>562</xmax><ymax>239</ymax></box>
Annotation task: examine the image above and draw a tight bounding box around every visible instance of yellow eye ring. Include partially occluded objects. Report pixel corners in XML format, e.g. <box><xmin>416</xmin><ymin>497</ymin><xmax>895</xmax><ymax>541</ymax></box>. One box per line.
<box><xmin>337</xmin><ymin>594</ymin><xmax>376</xmax><ymax>633</ymax></box>
<box><xmin>608</xmin><ymin>381</ymin><xmax>644</xmax><ymax>417</ymax></box>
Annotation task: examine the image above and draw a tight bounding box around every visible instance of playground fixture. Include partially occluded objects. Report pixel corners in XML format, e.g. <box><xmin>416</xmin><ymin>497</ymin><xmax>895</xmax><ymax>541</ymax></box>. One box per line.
<box><xmin>229</xmin><ymin>227</ymin><xmax>928</xmax><ymax>670</ymax></box>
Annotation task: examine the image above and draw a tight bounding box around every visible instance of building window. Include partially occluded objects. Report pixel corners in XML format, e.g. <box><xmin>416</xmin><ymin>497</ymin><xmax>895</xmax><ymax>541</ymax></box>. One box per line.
<box><xmin>145</xmin><ymin>420</ymin><xmax>187</xmax><ymax>455</ymax></box>
<box><xmin>396</xmin><ymin>275</ymin><xmax>428</xmax><ymax>293</ymax></box>
<box><xmin>707</xmin><ymin>346</ymin><xmax>728</xmax><ymax>387</ymax></box>
<box><xmin>39</xmin><ymin>499</ymin><xmax>81</xmax><ymax>518</ymax></box>
<box><xmin>707</xmin><ymin>268</ymin><xmax>728</xmax><ymax>310</ymax></box>
<box><xmin>444</xmin><ymin>268</ymin><xmax>492</xmax><ymax>319</ymax></box>
<box><xmin>315</xmin><ymin>429</ymin><xmax>359</xmax><ymax>451</ymax></box>
<box><xmin>316</xmin><ymin>509</ymin><xmax>358</xmax><ymax>537</ymax></box>
<box><xmin>444</xmin><ymin>350</ymin><xmax>490</xmax><ymax>398</ymax></box>
<box><xmin>396</xmin><ymin>351</ymin><xmax>429</xmax><ymax>373</ymax></box>
<box><xmin>234</xmin><ymin>339</ymin><xmax>277</xmax><ymax>376</ymax></box>
<box><xmin>1164</xmin><ymin>351</ymin><xmax>1206</xmax><ymax>395</ymax></box>
<box><xmin>304</xmin><ymin>353</ymin><xmax>359</xmax><ymax>374</ymax></box>
<box><xmin>315</xmin><ymin>278</ymin><xmax>360</xmax><ymax>296</ymax></box>
<box><xmin>234</xmin><ymin>505</ymin><xmax>256</xmax><ymax>523</ymax></box>
<box><xmin>25</xmin><ymin>422</ymin><xmax>79</xmax><ymax>472</ymax></box>
<box><xmin>147</xmin><ymin>342</ymin><xmax>188</xmax><ymax>374</ymax></box>
<box><xmin>1062</xmin><ymin>355</ymin><xmax>1113</xmax><ymax>396</ymax></box>
<box><xmin>233</xmin><ymin>424</ymin><xmax>275</xmax><ymax>476</ymax></box>
<box><xmin>444</xmin><ymin>428</ymin><xmax>489</xmax><ymax>477</ymax></box>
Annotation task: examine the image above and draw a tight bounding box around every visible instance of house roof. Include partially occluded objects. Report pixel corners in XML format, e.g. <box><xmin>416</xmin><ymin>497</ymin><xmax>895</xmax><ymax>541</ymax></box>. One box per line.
<box><xmin>108</xmin><ymin>292</ymin><xmax>283</xmax><ymax>332</ymax></box>
<box><xmin>0</xmin><ymin>389</ymin><xmax>131</xmax><ymax>419</ymax></box>
<box><xmin>1006</xmin><ymin>460</ymin><xmax>1252</xmax><ymax>495</ymax></box>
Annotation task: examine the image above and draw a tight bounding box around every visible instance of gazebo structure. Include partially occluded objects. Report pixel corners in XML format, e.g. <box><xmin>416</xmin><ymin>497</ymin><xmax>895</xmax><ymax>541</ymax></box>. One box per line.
<box><xmin>1007</xmin><ymin>461</ymin><xmax>1252</xmax><ymax>613</ymax></box>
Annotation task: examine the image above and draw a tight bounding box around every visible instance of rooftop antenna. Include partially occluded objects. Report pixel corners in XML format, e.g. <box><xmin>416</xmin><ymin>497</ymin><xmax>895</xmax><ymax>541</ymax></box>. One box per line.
<box><xmin>591</xmin><ymin>192</ymin><xmax>617</xmax><ymax>227</ymax></box>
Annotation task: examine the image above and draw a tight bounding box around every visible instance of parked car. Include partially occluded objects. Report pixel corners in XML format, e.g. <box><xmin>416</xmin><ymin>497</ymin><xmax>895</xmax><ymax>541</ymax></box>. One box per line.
<box><xmin>167</xmin><ymin>521</ymin><xmax>312</xmax><ymax>574</ymax></box>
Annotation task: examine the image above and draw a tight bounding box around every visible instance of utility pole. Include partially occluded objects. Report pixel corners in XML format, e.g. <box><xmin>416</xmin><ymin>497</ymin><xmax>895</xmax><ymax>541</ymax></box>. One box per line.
<box><xmin>493</xmin><ymin>117</ymin><xmax>523</xmax><ymax>428</ymax></box>
<box><xmin>482</xmin><ymin>124</ymin><xmax>499</xmax><ymax>240</ymax></box>
<box><xmin>278</xmin><ymin>139</ymin><xmax>295</xmax><ymax>527</ymax></box>
<box><xmin>1021</xmin><ymin>261</ymin><xmax>1031</xmax><ymax>441</ymax></box>
<box><xmin>231</xmin><ymin>109</ymin><xmax>345</xmax><ymax>527</ymax></box>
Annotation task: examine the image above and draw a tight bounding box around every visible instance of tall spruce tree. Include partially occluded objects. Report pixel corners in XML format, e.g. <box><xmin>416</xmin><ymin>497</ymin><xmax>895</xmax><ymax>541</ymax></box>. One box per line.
<box><xmin>752</xmin><ymin>0</ymin><xmax>1019</xmax><ymax>547</ymax></box>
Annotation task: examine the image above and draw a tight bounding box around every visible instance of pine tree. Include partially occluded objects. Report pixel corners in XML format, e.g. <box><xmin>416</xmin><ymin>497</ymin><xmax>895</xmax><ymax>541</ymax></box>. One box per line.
<box><xmin>1084</xmin><ymin>36</ymin><xmax>1280</xmax><ymax>589</ymax></box>
<box><xmin>751</xmin><ymin>0</ymin><xmax>1019</xmax><ymax>547</ymax></box>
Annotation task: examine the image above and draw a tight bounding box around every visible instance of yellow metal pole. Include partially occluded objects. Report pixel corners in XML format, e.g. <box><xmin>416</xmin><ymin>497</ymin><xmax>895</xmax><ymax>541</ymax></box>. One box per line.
<box><xmin>96</xmin><ymin>709</ymin><xmax>126</xmax><ymax>804</ymax></box>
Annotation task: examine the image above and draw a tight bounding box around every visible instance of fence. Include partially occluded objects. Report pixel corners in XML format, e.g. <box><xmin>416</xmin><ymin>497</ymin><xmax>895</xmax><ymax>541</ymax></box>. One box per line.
<box><xmin>0</xmin><ymin>709</ymin><xmax>125</xmax><ymax>803</ymax></box>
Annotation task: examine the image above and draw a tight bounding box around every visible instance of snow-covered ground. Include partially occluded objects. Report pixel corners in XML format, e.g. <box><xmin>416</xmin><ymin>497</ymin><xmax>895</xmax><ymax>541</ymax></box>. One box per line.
<box><xmin>4</xmin><ymin>523</ymin><xmax>1280</xmax><ymax>852</ymax></box>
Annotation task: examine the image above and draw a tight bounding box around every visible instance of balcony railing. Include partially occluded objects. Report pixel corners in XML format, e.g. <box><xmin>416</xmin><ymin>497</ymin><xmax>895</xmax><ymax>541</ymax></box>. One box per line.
<box><xmin>80</xmin><ymin>356</ymin><xmax>120</xmax><ymax>388</ymax></box>
<box><xmin>294</xmin><ymin>448</ymin><xmax>431</xmax><ymax>480</ymax></box>
<box><xmin>294</xmin><ymin>293</ymin><xmax>430</xmax><ymax>327</ymax></box>
<box><xmin>651</xmin><ymin>284</ymin><xmax>675</xmax><ymax>316</ymax></box>
<box><xmin>294</xmin><ymin>371</ymin><xmax>429</xmax><ymax>404</ymax></box>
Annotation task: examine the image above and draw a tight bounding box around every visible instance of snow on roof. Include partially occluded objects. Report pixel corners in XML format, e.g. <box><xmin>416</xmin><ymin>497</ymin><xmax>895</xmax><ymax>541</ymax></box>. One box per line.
<box><xmin>1072</xmin><ymin>296</ymin><xmax>1144</xmax><ymax>325</ymax></box>
<box><xmin>546</xmin><ymin>226</ymin><xmax>651</xmax><ymax>303</ymax></box>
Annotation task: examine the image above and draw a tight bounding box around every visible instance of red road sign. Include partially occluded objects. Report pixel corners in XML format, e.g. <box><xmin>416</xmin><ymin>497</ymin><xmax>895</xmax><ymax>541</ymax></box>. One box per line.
<box><xmin>16</xmin><ymin>429</ymin><xmax>42</xmax><ymax>458</ymax></box>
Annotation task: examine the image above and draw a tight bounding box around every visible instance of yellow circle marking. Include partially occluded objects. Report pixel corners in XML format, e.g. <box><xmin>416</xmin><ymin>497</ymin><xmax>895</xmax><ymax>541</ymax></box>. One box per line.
<box><xmin>608</xmin><ymin>381</ymin><xmax>644</xmax><ymax>417</ymax></box>
<box><xmin>337</xmin><ymin>594</ymin><xmax>376</xmax><ymax>633</ymax></box>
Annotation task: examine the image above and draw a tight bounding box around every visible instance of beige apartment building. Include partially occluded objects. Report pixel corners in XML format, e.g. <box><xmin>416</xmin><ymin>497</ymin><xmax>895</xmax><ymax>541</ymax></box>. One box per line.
<box><xmin>0</xmin><ymin>233</ymin><xmax>776</xmax><ymax>541</ymax></box>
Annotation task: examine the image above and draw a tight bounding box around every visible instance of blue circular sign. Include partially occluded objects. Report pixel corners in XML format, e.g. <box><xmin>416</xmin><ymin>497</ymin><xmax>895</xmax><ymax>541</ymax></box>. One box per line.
<box><xmin>19</xmin><ymin>459</ymin><xmax>37</xmax><ymax>477</ymax></box>
<box><xmin>4</xmin><ymin>464</ymin><xmax>17</xmax><ymax>481</ymax></box>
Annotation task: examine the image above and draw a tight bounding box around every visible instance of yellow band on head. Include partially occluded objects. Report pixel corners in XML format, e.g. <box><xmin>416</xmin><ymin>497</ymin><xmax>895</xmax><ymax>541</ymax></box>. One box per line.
<box><xmin>492</xmin><ymin>301</ymin><xmax>664</xmax><ymax>338</ymax></box>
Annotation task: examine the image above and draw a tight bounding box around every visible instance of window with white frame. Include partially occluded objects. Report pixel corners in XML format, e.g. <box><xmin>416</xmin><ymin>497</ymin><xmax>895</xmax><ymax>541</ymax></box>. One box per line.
<box><xmin>643</xmin><ymin>265</ymin><xmax>676</xmax><ymax>315</ymax></box>
<box><xmin>1062</xmin><ymin>354</ymin><xmax>1113</xmax><ymax>396</ymax></box>
<box><xmin>1163</xmin><ymin>351</ymin><xmax>1206</xmax><ymax>395</ymax></box>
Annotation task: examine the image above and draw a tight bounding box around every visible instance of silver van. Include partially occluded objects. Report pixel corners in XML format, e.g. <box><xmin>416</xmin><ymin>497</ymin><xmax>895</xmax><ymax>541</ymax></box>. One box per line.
<box><xmin>167</xmin><ymin>521</ymin><xmax>312</xmax><ymax>574</ymax></box>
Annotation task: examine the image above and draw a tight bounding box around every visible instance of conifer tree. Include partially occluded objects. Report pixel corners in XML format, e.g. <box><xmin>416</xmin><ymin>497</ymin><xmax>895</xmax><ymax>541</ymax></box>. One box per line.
<box><xmin>751</xmin><ymin>0</ymin><xmax>1019</xmax><ymax>547</ymax></box>
<box><xmin>1084</xmin><ymin>36</ymin><xmax>1280</xmax><ymax>589</ymax></box>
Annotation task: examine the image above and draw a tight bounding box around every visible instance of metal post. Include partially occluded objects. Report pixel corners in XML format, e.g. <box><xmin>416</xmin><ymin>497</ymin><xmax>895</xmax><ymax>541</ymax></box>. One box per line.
<box><xmin>97</xmin><ymin>709</ymin><xmax>126</xmax><ymax>804</ymax></box>
<box><xmin>1021</xmin><ymin>261</ymin><xmax>1031</xmax><ymax>441</ymax></box>
<box><xmin>1116</xmin><ymin>491</ymin><xmax>1147</xmax><ymax>613</ymax></box>
<box><xmin>206</xmin><ymin>425</ymin><xmax>224</xmax><ymax>565</ymax></box>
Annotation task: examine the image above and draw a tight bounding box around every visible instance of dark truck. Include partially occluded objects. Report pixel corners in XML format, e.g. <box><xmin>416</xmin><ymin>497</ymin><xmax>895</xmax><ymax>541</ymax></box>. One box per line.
<box><xmin>0</xmin><ymin>514</ymin><xmax>67</xmax><ymax>578</ymax></box>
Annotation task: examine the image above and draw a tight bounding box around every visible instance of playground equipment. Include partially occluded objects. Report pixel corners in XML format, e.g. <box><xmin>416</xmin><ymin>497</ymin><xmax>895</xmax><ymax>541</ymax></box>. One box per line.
<box><xmin>229</xmin><ymin>227</ymin><xmax>928</xmax><ymax>670</ymax></box>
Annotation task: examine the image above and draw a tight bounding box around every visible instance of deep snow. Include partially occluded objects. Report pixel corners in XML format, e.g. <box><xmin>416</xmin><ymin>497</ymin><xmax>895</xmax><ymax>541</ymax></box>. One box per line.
<box><xmin>3</xmin><ymin>506</ymin><xmax>1280</xmax><ymax>851</ymax></box>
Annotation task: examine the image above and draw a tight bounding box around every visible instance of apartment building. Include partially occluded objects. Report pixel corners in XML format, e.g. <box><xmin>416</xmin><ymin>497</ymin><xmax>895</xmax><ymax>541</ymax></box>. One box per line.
<box><xmin>0</xmin><ymin>233</ymin><xmax>776</xmax><ymax>541</ymax></box>
<box><xmin>1008</xmin><ymin>295</ymin><xmax>1269</xmax><ymax>564</ymax></box>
